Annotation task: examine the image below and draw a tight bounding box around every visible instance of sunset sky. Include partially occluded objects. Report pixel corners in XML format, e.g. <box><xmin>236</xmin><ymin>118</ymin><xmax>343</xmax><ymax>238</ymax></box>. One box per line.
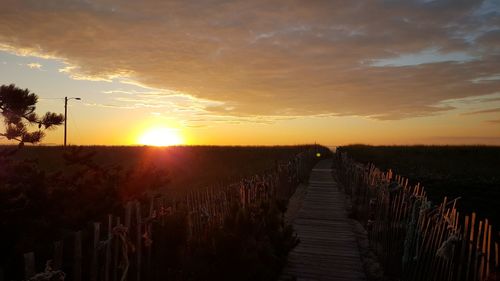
<box><xmin>1</xmin><ymin>0</ymin><xmax>499</xmax><ymax>146</ymax></box>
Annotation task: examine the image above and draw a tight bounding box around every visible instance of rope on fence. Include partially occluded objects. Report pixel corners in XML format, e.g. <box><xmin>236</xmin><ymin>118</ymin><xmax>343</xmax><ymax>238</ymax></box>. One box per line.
<box><xmin>26</xmin><ymin>261</ymin><xmax>65</xmax><ymax>281</ymax></box>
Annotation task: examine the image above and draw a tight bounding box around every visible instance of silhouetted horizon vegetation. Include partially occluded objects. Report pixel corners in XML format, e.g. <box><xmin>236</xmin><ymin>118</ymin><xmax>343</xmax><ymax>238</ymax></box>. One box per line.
<box><xmin>1</xmin><ymin>144</ymin><xmax>317</xmax><ymax>189</ymax></box>
<box><xmin>338</xmin><ymin>144</ymin><xmax>500</xmax><ymax>227</ymax></box>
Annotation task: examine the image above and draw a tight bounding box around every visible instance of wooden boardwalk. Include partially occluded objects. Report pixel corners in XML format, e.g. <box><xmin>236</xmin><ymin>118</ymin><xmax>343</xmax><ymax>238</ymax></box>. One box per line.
<box><xmin>281</xmin><ymin>159</ymin><xmax>367</xmax><ymax>281</ymax></box>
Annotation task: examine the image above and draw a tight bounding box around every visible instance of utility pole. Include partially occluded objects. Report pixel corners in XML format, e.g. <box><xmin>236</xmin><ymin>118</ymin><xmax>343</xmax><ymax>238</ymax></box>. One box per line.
<box><xmin>64</xmin><ymin>97</ymin><xmax>81</xmax><ymax>147</ymax></box>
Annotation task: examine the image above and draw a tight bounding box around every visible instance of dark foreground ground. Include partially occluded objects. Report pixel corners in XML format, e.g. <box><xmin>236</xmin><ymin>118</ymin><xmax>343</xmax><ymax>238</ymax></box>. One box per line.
<box><xmin>0</xmin><ymin>145</ymin><xmax>320</xmax><ymax>280</ymax></box>
<box><xmin>338</xmin><ymin>145</ymin><xmax>500</xmax><ymax>227</ymax></box>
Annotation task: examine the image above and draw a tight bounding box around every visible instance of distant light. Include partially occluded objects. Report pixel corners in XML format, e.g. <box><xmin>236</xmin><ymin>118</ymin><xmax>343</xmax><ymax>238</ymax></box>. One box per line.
<box><xmin>316</xmin><ymin>153</ymin><xmax>321</xmax><ymax>157</ymax></box>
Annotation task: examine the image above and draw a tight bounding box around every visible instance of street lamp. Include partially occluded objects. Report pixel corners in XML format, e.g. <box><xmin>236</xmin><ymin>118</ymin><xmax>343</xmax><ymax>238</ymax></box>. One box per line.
<box><xmin>64</xmin><ymin>96</ymin><xmax>81</xmax><ymax>147</ymax></box>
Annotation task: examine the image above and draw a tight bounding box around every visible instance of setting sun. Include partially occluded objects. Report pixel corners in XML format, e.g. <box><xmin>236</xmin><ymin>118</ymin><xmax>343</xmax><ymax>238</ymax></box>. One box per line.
<box><xmin>138</xmin><ymin>127</ymin><xmax>183</xmax><ymax>146</ymax></box>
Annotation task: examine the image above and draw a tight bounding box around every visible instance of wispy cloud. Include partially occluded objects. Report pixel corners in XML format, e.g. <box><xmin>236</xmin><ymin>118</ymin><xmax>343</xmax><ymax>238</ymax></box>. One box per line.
<box><xmin>486</xmin><ymin>119</ymin><xmax>500</xmax><ymax>124</ymax></box>
<box><xmin>26</xmin><ymin>62</ymin><xmax>42</xmax><ymax>69</ymax></box>
<box><xmin>82</xmin><ymin>102</ymin><xmax>136</xmax><ymax>109</ymax></box>
<box><xmin>369</xmin><ymin>49</ymin><xmax>477</xmax><ymax>67</ymax></box>
<box><xmin>471</xmin><ymin>75</ymin><xmax>500</xmax><ymax>83</ymax></box>
<box><xmin>17</xmin><ymin>62</ymin><xmax>43</xmax><ymax>70</ymax></box>
<box><xmin>462</xmin><ymin>108</ymin><xmax>500</xmax><ymax>115</ymax></box>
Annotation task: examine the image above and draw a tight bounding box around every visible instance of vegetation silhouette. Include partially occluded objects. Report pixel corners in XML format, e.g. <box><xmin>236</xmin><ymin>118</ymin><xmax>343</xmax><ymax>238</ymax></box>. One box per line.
<box><xmin>339</xmin><ymin>145</ymin><xmax>500</xmax><ymax>227</ymax></box>
<box><xmin>0</xmin><ymin>84</ymin><xmax>63</xmax><ymax>147</ymax></box>
<box><xmin>0</xmin><ymin>145</ymin><xmax>315</xmax><ymax>280</ymax></box>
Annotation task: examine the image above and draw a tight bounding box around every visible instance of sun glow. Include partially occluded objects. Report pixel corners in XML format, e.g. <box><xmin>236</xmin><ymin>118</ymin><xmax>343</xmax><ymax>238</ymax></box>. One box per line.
<box><xmin>138</xmin><ymin>127</ymin><xmax>184</xmax><ymax>146</ymax></box>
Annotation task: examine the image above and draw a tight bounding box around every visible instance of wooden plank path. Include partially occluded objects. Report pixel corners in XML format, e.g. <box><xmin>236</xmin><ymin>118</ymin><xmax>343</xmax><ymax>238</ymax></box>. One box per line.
<box><xmin>281</xmin><ymin>159</ymin><xmax>367</xmax><ymax>281</ymax></box>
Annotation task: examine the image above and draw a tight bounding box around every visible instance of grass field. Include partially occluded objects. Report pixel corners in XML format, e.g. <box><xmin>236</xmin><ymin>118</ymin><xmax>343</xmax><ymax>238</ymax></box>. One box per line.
<box><xmin>1</xmin><ymin>145</ymin><xmax>324</xmax><ymax>280</ymax></box>
<box><xmin>338</xmin><ymin>145</ymin><xmax>500</xmax><ymax>227</ymax></box>
<box><xmin>0</xmin><ymin>145</ymin><xmax>319</xmax><ymax>235</ymax></box>
<box><xmin>7</xmin><ymin>145</ymin><xmax>314</xmax><ymax>191</ymax></box>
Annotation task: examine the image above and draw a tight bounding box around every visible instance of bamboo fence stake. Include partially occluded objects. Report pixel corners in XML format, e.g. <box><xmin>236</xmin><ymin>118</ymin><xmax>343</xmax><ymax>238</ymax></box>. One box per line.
<box><xmin>420</xmin><ymin>215</ymin><xmax>440</xmax><ymax>281</ymax></box>
<box><xmin>125</xmin><ymin>202</ymin><xmax>132</xmax><ymax>230</ymax></box>
<box><xmin>429</xmin><ymin>216</ymin><xmax>446</xmax><ymax>281</ymax></box>
<box><xmin>458</xmin><ymin>215</ymin><xmax>470</xmax><ymax>281</ymax></box>
<box><xmin>485</xmin><ymin>225</ymin><xmax>491</xmax><ymax>280</ymax></box>
<box><xmin>146</xmin><ymin>197</ymin><xmax>154</xmax><ymax>280</ymax></box>
<box><xmin>466</xmin><ymin>213</ymin><xmax>477</xmax><ymax>280</ymax></box>
<box><xmin>113</xmin><ymin>217</ymin><xmax>120</xmax><ymax>281</ymax></box>
<box><xmin>53</xmin><ymin>240</ymin><xmax>63</xmax><ymax>270</ymax></box>
<box><xmin>23</xmin><ymin>252</ymin><xmax>35</xmax><ymax>280</ymax></box>
<box><xmin>186</xmin><ymin>192</ymin><xmax>193</xmax><ymax>242</ymax></box>
<box><xmin>91</xmin><ymin>222</ymin><xmax>101</xmax><ymax>281</ymax></box>
<box><xmin>105</xmin><ymin>214</ymin><xmax>113</xmax><ymax>281</ymax></box>
<box><xmin>495</xmin><ymin>242</ymin><xmax>499</xmax><ymax>268</ymax></box>
<box><xmin>473</xmin><ymin>220</ymin><xmax>483</xmax><ymax>281</ymax></box>
<box><xmin>480</xmin><ymin>219</ymin><xmax>488</xmax><ymax>281</ymax></box>
<box><xmin>74</xmin><ymin>231</ymin><xmax>82</xmax><ymax>281</ymax></box>
<box><xmin>135</xmin><ymin>202</ymin><xmax>142</xmax><ymax>281</ymax></box>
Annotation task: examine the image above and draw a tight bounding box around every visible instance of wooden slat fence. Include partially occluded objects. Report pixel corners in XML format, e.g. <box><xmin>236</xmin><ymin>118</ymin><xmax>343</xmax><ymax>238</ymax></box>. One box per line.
<box><xmin>5</xmin><ymin>148</ymin><xmax>324</xmax><ymax>281</ymax></box>
<box><xmin>335</xmin><ymin>152</ymin><xmax>499</xmax><ymax>281</ymax></box>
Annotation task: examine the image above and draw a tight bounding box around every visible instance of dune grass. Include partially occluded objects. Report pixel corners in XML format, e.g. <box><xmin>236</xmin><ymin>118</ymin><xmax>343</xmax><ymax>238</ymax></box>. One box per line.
<box><xmin>338</xmin><ymin>144</ymin><xmax>500</xmax><ymax>227</ymax></box>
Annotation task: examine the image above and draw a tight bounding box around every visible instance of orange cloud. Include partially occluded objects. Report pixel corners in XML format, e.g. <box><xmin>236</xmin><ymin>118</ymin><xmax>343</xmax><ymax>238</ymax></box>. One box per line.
<box><xmin>0</xmin><ymin>0</ymin><xmax>499</xmax><ymax>120</ymax></box>
<box><xmin>462</xmin><ymin>108</ymin><xmax>500</xmax><ymax>115</ymax></box>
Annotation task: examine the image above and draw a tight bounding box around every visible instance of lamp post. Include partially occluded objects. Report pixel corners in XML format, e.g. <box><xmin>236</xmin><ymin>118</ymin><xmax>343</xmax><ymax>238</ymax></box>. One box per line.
<box><xmin>64</xmin><ymin>96</ymin><xmax>81</xmax><ymax>147</ymax></box>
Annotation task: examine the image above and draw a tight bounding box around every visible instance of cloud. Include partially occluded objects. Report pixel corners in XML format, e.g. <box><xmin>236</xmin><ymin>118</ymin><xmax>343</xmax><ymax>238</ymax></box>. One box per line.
<box><xmin>0</xmin><ymin>0</ymin><xmax>499</xmax><ymax>119</ymax></box>
<box><xmin>26</xmin><ymin>62</ymin><xmax>42</xmax><ymax>69</ymax></box>
<box><xmin>439</xmin><ymin>93</ymin><xmax>500</xmax><ymax>106</ymax></box>
<box><xmin>86</xmin><ymin>86</ymin><xmax>226</xmax><ymax>123</ymax></box>
<box><xmin>369</xmin><ymin>48</ymin><xmax>478</xmax><ymax>67</ymax></box>
<box><xmin>462</xmin><ymin>107</ymin><xmax>500</xmax><ymax>115</ymax></box>
<box><xmin>486</xmin><ymin>119</ymin><xmax>500</xmax><ymax>124</ymax></box>
<box><xmin>471</xmin><ymin>75</ymin><xmax>500</xmax><ymax>83</ymax></box>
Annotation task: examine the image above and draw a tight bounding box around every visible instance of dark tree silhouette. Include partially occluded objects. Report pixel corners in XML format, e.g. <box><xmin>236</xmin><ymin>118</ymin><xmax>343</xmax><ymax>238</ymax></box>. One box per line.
<box><xmin>0</xmin><ymin>84</ymin><xmax>64</xmax><ymax>146</ymax></box>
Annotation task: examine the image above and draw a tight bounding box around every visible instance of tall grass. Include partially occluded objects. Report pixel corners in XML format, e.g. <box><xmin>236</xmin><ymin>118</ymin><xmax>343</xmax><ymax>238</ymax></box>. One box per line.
<box><xmin>338</xmin><ymin>145</ymin><xmax>500</xmax><ymax>226</ymax></box>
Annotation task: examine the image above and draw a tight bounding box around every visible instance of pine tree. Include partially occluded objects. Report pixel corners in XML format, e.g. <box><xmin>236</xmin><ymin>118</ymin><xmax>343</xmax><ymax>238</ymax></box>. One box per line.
<box><xmin>0</xmin><ymin>84</ymin><xmax>64</xmax><ymax>147</ymax></box>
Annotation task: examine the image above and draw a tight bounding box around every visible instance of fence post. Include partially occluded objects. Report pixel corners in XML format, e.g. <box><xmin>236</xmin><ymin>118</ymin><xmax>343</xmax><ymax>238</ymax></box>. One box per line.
<box><xmin>53</xmin><ymin>240</ymin><xmax>63</xmax><ymax>270</ymax></box>
<box><xmin>91</xmin><ymin>222</ymin><xmax>101</xmax><ymax>281</ymax></box>
<box><xmin>23</xmin><ymin>252</ymin><xmax>35</xmax><ymax>280</ymax></box>
<box><xmin>123</xmin><ymin>202</ymin><xmax>132</xmax><ymax>281</ymax></box>
<box><xmin>125</xmin><ymin>202</ymin><xmax>132</xmax><ymax>230</ymax></box>
<box><xmin>136</xmin><ymin>201</ymin><xmax>142</xmax><ymax>281</ymax></box>
<box><xmin>146</xmin><ymin>197</ymin><xmax>154</xmax><ymax>281</ymax></box>
<box><xmin>113</xmin><ymin>217</ymin><xmax>120</xmax><ymax>281</ymax></box>
<box><xmin>74</xmin><ymin>231</ymin><xmax>82</xmax><ymax>281</ymax></box>
<box><xmin>105</xmin><ymin>214</ymin><xmax>113</xmax><ymax>281</ymax></box>
<box><xmin>466</xmin><ymin>213</ymin><xmax>477</xmax><ymax>280</ymax></box>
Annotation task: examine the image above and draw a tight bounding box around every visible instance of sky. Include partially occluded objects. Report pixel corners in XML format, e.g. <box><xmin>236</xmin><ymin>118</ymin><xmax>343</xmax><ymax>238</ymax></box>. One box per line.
<box><xmin>0</xmin><ymin>0</ymin><xmax>499</xmax><ymax>146</ymax></box>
